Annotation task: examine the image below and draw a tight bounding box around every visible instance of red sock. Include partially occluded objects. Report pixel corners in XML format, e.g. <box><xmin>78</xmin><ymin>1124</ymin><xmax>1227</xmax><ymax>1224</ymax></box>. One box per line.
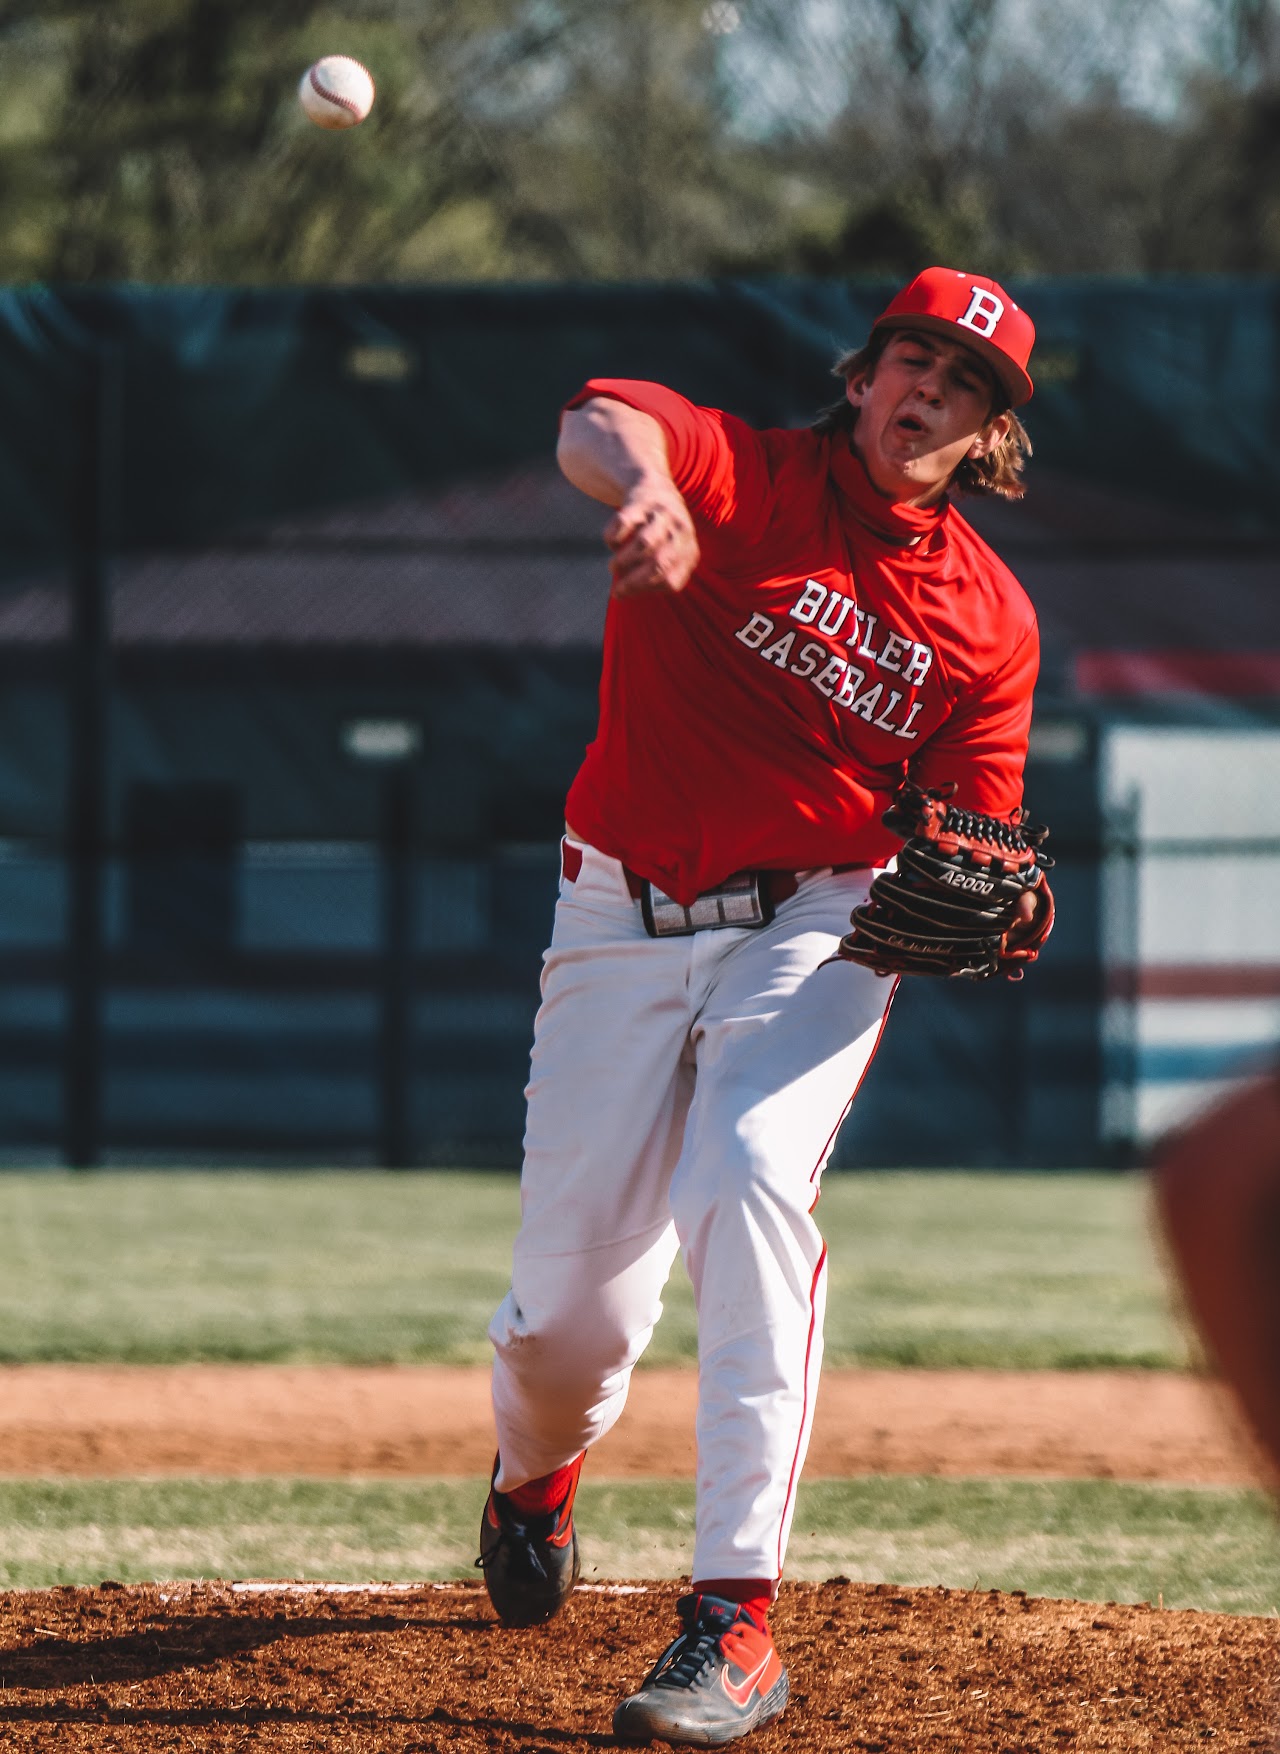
<box><xmin>692</xmin><ymin>1578</ymin><xmax>775</xmax><ymax>1631</ymax></box>
<box><xmin>504</xmin><ymin>1454</ymin><xmax>583</xmax><ymax>1516</ymax></box>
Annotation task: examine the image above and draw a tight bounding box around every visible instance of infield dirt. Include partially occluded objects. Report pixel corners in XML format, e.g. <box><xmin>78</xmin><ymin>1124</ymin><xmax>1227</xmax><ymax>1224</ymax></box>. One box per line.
<box><xmin>0</xmin><ymin>1363</ymin><xmax>1267</xmax><ymax>1483</ymax></box>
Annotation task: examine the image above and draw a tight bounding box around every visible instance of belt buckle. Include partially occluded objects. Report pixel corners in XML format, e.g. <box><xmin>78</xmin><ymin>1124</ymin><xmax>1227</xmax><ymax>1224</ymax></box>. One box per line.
<box><xmin>640</xmin><ymin>872</ymin><xmax>775</xmax><ymax>938</ymax></box>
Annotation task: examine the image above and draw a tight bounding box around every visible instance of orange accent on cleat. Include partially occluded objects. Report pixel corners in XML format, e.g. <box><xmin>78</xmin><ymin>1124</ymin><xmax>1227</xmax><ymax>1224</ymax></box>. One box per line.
<box><xmin>613</xmin><ymin>1593</ymin><xmax>790</xmax><ymax>1745</ymax></box>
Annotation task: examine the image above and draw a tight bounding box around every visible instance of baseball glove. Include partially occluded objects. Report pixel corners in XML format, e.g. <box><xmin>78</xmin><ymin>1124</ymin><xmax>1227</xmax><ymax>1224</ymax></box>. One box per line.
<box><xmin>840</xmin><ymin>779</ymin><xmax>1055</xmax><ymax>981</ymax></box>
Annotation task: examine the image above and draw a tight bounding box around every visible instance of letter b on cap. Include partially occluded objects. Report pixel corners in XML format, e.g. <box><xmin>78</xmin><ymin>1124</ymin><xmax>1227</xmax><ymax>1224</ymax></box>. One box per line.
<box><xmin>957</xmin><ymin>286</ymin><xmax>1004</xmax><ymax>339</ymax></box>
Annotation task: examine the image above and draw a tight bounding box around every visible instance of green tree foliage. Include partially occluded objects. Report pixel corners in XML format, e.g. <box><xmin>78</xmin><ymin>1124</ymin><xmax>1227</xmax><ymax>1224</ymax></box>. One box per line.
<box><xmin>0</xmin><ymin>0</ymin><xmax>1275</xmax><ymax>282</ymax></box>
<box><xmin>718</xmin><ymin>0</ymin><xmax>1280</xmax><ymax>275</ymax></box>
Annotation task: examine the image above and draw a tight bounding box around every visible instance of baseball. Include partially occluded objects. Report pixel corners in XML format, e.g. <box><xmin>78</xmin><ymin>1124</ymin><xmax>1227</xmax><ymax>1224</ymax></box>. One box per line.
<box><xmin>298</xmin><ymin>55</ymin><xmax>375</xmax><ymax>129</ymax></box>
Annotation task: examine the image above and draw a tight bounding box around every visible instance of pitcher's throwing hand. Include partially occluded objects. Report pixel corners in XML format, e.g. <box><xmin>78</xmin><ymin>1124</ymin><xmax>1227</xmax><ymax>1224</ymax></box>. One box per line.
<box><xmin>603</xmin><ymin>478</ymin><xmax>700</xmax><ymax>597</ymax></box>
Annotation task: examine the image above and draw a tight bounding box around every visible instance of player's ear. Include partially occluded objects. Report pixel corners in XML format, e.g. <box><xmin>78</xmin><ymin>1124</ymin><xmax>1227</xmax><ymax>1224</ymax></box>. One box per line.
<box><xmin>968</xmin><ymin>410</ymin><xmax>1012</xmax><ymax>460</ymax></box>
<box><xmin>844</xmin><ymin>371</ymin><xmax>869</xmax><ymax>411</ymax></box>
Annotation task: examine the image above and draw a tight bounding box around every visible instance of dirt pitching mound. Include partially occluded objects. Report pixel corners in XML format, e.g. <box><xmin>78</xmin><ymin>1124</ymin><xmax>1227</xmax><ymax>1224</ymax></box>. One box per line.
<box><xmin>0</xmin><ymin>1578</ymin><xmax>1274</xmax><ymax>1751</ymax></box>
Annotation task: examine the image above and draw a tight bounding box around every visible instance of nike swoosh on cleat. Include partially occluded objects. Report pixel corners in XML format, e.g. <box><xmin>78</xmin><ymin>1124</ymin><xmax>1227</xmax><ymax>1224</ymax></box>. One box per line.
<box><xmin>720</xmin><ymin>1650</ymin><xmax>773</xmax><ymax>1709</ymax></box>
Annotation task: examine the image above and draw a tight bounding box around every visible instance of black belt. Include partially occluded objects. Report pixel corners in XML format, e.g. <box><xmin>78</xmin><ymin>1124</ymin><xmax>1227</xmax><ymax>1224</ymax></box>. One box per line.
<box><xmin>559</xmin><ymin>839</ymin><xmax>867</xmax><ymax>905</ymax></box>
<box><xmin>622</xmin><ymin>865</ymin><xmax>804</xmax><ymax>907</ymax></box>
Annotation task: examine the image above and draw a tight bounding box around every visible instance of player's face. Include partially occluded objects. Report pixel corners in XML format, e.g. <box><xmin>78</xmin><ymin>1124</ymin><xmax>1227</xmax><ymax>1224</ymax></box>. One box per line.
<box><xmin>845</xmin><ymin>331</ymin><xmax>1013</xmax><ymax>506</ymax></box>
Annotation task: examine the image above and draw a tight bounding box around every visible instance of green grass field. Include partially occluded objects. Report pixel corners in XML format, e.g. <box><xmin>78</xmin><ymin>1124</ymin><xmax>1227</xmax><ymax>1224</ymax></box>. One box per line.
<box><xmin>0</xmin><ymin>1167</ymin><xmax>1265</xmax><ymax>1610</ymax></box>
<box><xmin>0</xmin><ymin>1168</ymin><xmax>1193</xmax><ymax>1369</ymax></box>
<box><xmin>1</xmin><ymin>1477</ymin><xmax>1275</xmax><ymax>1617</ymax></box>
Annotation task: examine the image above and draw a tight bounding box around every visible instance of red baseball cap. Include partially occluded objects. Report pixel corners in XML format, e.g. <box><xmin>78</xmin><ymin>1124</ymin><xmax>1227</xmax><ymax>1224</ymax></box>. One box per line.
<box><xmin>871</xmin><ymin>267</ymin><xmax>1035</xmax><ymax>407</ymax></box>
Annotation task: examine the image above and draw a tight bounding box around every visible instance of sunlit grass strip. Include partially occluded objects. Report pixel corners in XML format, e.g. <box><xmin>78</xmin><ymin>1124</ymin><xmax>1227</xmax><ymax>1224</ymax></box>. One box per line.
<box><xmin>0</xmin><ymin>1170</ymin><xmax>1190</xmax><ymax>1369</ymax></box>
<box><xmin>0</xmin><ymin>1476</ymin><xmax>1274</xmax><ymax>1617</ymax></box>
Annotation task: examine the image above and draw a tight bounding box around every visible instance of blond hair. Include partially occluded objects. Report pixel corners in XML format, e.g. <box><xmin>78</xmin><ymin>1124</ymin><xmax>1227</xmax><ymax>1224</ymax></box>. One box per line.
<box><xmin>812</xmin><ymin>333</ymin><xmax>1032</xmax><ymax>501</ymax></box>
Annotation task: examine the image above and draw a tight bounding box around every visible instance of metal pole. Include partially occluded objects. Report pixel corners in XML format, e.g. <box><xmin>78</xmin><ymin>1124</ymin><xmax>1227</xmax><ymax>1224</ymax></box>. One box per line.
<box><xmin>63</xmin><ymin>343</ymin><xmax>118</xmax><ymax>1169</ymax></box>
<box><xmin>378</xmin><ymin>764</ymin><xmax>413</xmax><ymax>1168</ymax></box>
<box><xmin>1005</xmin><ymin>973</ymin><xmax>1029</xmax><ymax>1165</ymax></box>
<box><xmin>1104</xmin><ymin>788</ymin><xmax>1143</xmax><ymax>1167</ymax></box>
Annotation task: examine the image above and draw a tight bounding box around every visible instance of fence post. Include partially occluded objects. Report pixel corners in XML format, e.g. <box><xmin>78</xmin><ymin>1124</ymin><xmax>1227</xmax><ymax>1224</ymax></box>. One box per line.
<box><xmin>64</xmin><ymin>342</ymin><xmax>119</xmax><ymax>1170</ymax></box>
<box><xmin>379</xmin><ymin>763</ymin><xmax>414</xmax><ymax>1169</ymax></box>
<box><xmin>340</xmin><ymin>717</ymin><xmax>423</xmax><ymax>1168</ymax></box>
<box><xmin>1103</xmin><ymin>787</ymin><xmax>1142</xmax><ymax>1166</ymax></box>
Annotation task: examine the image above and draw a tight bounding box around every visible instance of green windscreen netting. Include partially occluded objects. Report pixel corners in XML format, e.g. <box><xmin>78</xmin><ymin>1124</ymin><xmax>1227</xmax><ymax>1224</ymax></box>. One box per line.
<box><xmin>0</xmin><ymin>279</ymin><xmax>1275</xmax><ymax>1164</ymax></box>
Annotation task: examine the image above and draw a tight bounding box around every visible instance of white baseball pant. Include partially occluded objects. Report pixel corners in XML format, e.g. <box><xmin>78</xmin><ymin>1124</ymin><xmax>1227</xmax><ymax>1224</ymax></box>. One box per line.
<box><xmin>489</xmin><ymin>838</ymin><xmax>896</xmax><ymax>1583</ymax></box>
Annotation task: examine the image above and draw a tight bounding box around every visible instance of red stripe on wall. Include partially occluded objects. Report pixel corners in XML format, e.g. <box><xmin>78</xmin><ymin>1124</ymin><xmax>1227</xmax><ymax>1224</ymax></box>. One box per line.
<box><xmin>1108</xmin><ymin>966</ymin><xmax>1280</xmax><ymax>999</ymax></box>
<box><xmin>1075</xmin><ymin>651</ymin><xmax>1280</xmax><ymax>696</ymax></box>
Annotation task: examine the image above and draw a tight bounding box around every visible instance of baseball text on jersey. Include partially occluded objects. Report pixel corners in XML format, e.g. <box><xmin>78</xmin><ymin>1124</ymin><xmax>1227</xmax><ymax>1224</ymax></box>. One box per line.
<box><xmin>733</xmin><ymin>578</ymin><xmax>935</xmax><ymax>741</ymax></box>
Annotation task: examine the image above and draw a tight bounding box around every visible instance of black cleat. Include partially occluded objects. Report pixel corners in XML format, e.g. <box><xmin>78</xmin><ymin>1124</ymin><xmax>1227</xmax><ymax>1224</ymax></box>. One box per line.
<box><xmin>613</xmin><ymin>1592</ymin><xmax>790</xmax><ymax>1746</ymax></box>
<box><xmin>476</xmin><ymin>1455</ymin><xmax>582</xmax><ymax>1627</ymax></box>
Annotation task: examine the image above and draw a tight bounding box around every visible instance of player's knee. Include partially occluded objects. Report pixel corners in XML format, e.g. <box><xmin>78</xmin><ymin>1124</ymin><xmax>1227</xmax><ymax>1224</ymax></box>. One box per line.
<box><xmin>671</xmin><ymin>1147</ymin><xmax>822</xmax><ymax>1293</ymax></box>
<box><xmin>490</xmin><ymin>1288</ymin><xmax>655</xmax><ymax>1381</ymax></box>
<box><xmin>672</xmin><ymin>1118</ymin><xmax>795</xmax><ymax>1224</ymax></box>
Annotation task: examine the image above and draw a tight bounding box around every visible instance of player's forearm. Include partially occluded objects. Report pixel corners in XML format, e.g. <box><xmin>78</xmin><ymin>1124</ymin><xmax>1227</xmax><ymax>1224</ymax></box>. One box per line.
<box><xmin>557</xmin><ymin>400</ymin><xmax>674</xmax><ymax>508</ymax></box>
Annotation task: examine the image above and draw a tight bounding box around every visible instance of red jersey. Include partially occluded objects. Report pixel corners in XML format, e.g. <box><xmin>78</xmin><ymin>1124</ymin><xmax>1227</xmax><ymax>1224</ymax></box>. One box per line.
<box><xmin>563</xmin><ymin>379</ymin><xmax>1040</xmax><ymax>906</ymax></box>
